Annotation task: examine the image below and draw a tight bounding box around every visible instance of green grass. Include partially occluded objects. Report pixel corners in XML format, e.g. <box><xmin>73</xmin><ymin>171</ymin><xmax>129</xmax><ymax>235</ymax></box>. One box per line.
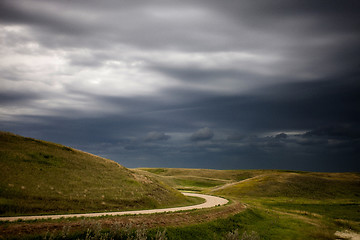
<box><xmin>139</xmin><ymin>168</ymin><xmax>261</xmax><ymax>181</ymax></box>
<box><xmin>134</xmin><ymin>168</ymin><xmax>231</xmax><ymax>192</ymax></box>
<box><xmin>15</xmin><ymin>208</ymin><xmax>328</xmax><ymax>240</ymax></box>
<box><xmin>139</xmin><ymin>168</ymin><xmax>360</xmax><ymax>239</ymax></box>
<box><xmin>172</xmin><ymin>177</ymin><xmax>225</xmax><ymax>188</ymax></box>
<box><xmin>165</xmin><ymin>208</ymin><xmax>302</xmax><ymax>240</ymax></box>
<box><xmin>138</xmin><ymin>168</ymin><xmax>263</xmax><ymax>192</ymax></box>
<box><xmin>0</xmin><ymin>132</ymin><xmax>193</xmax><ymax>216</ymax></box>
<box><xmin>264</xmin><ymin>201</ymin><xmax>360</xmax><ymax>221</ymax></box>
<box><xmin>209</xmin><ymin>170</ymin><xmax>360</xmax><ymax>239</ymax></box>
<box><xmin>1</xmin><ymin>153</ymin><xmax>359</xmax><ymax>240</ymax></box>
<box><xmin>212</xmin><ymin>172</ymin><xmax>360</xmax><ymax>199</ymax></box>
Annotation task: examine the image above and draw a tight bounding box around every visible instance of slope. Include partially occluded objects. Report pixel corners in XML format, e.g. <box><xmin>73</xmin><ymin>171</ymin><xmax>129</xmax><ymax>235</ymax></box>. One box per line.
<box><xmin>212</xmin><ymin>171</ymin><xmax>360</xmax><ymax>199</ymax></box>
<box><xmin>139</xmin><ymin>168</ymin><xmax>264</xmax><ymax>192</ymax></box>
<box><xmin>211</xmin><ymin>171</ymin><xmax>360</xmax><ymax>230</ymax></box>
<box><xmin>141</xmin><ymin>168</ymin><xmax>360</xmax><ymax>239</ymax></box>
<box><xmin>0</xmin><ymin>132</ymin><xmax>189</xmax><ymax>216</ymax></box>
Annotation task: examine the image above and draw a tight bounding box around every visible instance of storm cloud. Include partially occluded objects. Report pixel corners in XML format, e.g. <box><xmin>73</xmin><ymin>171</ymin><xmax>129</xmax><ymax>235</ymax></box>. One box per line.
<box><xmin>144</xmin><ymin>131</ymin><xmax>171</xmax><ymax>142</ymax></box>
<box><xmin>0</xmin><ymin>0</ymin><xmax>359</xmax><ymax>171</ymax></box>
<box><xmin>191</xmin><ymin>127</ymin><xmax>214</xmax><ymax>141</ymax></box>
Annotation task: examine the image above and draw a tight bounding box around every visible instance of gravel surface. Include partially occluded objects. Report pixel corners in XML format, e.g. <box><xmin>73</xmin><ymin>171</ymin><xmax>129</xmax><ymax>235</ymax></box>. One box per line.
<box><xmin>0</xmin><ymin>193</ymin><xmax>228</xmax><ymax>222</ymax></box>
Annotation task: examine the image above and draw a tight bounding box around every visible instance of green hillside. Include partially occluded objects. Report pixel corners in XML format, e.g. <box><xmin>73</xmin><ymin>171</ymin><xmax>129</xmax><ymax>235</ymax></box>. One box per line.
<box><xmin>139</xmin><ymin>168</ymin><xmax>263</xmax><ymax>192</ymax></box>
<box><xmin>140</xmin><ymin>168</ymin><xmax>260</xmax><ymax>181</ymax></box>
<box><xmin>212</xmin><ymin>171</ymin><xmax>360</xmax><ymax>199</ymax></box>
<box><xmin>1</xmin><ymin>166</ymin><xmax>360</xmax><ymax>239</ymax></box>
<box><xmin>140</xmin><ymin>168</ymin><xmax>360</xmax><ymax>239</ymax></box>
<box><xmin>0</xmin><ymin>132</ymin><xmax>190</xmax><ymax>216</ymax></box>
<box><xmin>142</xmin><ymin>168</ymin><xmax>360</xmax><ymax>200</ymax></box>
<box><xmin>210</xmin><ymin>171</ymin><xmax>360</xmax><ymax>237</ymax></box>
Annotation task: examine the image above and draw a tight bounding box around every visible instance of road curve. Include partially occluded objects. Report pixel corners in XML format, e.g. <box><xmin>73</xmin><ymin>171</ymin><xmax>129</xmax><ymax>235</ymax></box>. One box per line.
<box><xmin>0</xmin><ymin>193</ymin><xmax>228</xmax><ymax>222</ymax></box>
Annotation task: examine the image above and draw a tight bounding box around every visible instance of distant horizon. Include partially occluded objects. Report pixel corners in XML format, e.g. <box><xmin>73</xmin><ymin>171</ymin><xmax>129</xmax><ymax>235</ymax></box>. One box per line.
<box><xmin>2</xmin><ymin>130</ymin><xmax>358</xmax><ymax>173</ymax></box>
<box><xmin>1</xmin><ymin>0</ymin><xmax>359</xmax><ymax>172</ymax></box>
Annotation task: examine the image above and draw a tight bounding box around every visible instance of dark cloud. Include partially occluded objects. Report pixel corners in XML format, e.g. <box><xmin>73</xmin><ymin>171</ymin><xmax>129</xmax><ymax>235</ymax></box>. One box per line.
<box><xmin>167</xmin><ymin>70</ymin><xmax>360</xmax><ymax>133</ymax></box>
<box><xmin>144</xmin><ymin>131</ymin><xmax>170</xmax><ymax>142</ymax></box>
<box><xmin>275</xmin><ymin>133</ymin><xmax>288</xmax><ymax>139</ymax></box>
<box><xmin>227</xmin><ymin>133</ymin><xmax>245</xmax><ymax>141</ymax></box>
<box><xmin>1</xmin><ymin>70</ymin><xmax>359</xmax><ymax>171</ymax></box>
<box><xmin>304</xmin><ymin>125</ymin><xmax>360</xmax><ymax>140</ymax></box>
<box><xmin>1</xmin><ymin>0</ymin><xmax>360</xmax><ymax>171</ymax></box>
<box><xmin>152</xmin><ymin>66</ymin><xmax>253</xmax><ymax>83</ymax></box>
<box><xmin>190</xmin><ymin>127</ymin><xmax>214</xmax><ymax>141</ymax></box>
<box><xmin>295</xmin><ymin>137</ymin><xmax>328</xmax><ymax>147</ymax></box>
<box><xmin>0</xmin><ymin>91</ymin><xmax>41</xmax><ymax>105</ymax></box>
<box><xmin>0</xmin><ymin>0</ymin><xmax>84</xmax><ymax>35</ymax></box>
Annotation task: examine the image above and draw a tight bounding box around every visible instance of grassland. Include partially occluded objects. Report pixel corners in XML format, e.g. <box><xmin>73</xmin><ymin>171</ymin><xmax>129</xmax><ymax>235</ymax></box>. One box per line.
<box><xmin>1</xmin><ymin>133</ymin><xmax>359</xmax><ymax>240</ymax></box>
<box><xmin>138</xmin><ymin>168</ymin><xmax>263</xmax><ymax>192</ymax></box>
<box><xmin>3</xmin><ymin>166</ymin><xmax>359</xmax><ymax>239</ymax></box>
<box><xmin>0</xmin><ymin>132</ymin><xmax>195</xmax><ymax>217</ymax></box>
<box><xmin>139</xmin><ymin>168</ymin><xmax>360</xmax><ymax>239</ymax></box>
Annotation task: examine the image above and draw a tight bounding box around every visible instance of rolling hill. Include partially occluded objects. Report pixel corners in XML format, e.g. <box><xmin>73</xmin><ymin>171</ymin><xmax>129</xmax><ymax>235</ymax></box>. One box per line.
<box><xmin>141</xmin><ymin>168</ymin><xmax>360</xmax><ymax>200</ymax></box>
<box><xmin>211</xmin><ymin>171</ymin><xmax>360</xmax><ymax>199</ymax></box>
<box><xmin>140</xmin><ymin>168</ymin><xmax>360</xmax><ymax>239</ymax></box>
<box><xmin>0</xmin><ymin>132</ymin><xmax>190</xmax><ymax>216</ymax></box>
<box><xmin>138</xmin><ymin>168</ymin><xmax>262</xmax><ymax>192</ymax></box>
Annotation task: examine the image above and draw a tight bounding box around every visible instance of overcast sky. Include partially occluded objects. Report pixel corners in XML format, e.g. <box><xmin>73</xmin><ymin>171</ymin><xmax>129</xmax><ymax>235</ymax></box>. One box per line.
<box><xmin>1</xmin><ymin>0</ymin><xmax>359</xmax><ymax>171</ymax></box>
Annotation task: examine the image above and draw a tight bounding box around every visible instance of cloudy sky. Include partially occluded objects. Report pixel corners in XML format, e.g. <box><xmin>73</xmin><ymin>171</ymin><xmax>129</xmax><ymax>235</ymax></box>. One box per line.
<box><xmin>1</xmin><ymin>0</ymin><xmax>359</xmax><ymax>171</ymax></box>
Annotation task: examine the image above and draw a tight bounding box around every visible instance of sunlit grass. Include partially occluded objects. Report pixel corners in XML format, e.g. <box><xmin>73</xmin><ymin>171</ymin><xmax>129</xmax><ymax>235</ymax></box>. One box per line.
<box><xmin>144</xmin><ymin>167</ymin><xmax>360</xmax><ymax>239</ymax></box>
<box><xmin>1</xmin><ymin>139</ymin><xmax>359</xmax><ymax>239</ymax></box>
<box><xmin>0</xmin><ymin>132</ymin><xmax>194</xmax><ymax>216</ymax></box>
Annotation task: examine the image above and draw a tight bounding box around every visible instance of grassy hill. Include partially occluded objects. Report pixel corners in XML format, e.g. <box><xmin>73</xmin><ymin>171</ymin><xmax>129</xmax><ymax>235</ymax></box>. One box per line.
<box><xmin>141</xmin><ymin>168</ymin><xmax>360</xmax><ymax>199</ymax></box>
<box><xmin>1</xmin><ymin>166</ymin><xmax>360</xmax><ymax>239</ymax></box>
<box><xmin>212</xmin><ymin>171</ymin><xmax>360</xmax><ymax>199</ymax></box>
<box><xmin>0</xmin><ymin>132</ymin><xmax>192</xmax><ymax>216</ymax></box>
<box><xmin>140</xmin><ymin>168</ymin><xmax>360</xmax><ymax>239</ymax></box>
<box><xmin>139</xmin><ymin>168</ymin><xmax>263</xmax><ymax>192</ymax></box>
<box><xmin>211</xmin><ymin>171</ymin><xmax>360</xmax><ymax>225</ymax></box>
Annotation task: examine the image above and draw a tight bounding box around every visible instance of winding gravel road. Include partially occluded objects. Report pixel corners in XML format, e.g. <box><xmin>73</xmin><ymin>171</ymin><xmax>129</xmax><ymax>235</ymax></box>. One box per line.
<box><xmin>0</xmin><ymin>193</ymin><xmax>228</xmax><ymax>222</ymax></box>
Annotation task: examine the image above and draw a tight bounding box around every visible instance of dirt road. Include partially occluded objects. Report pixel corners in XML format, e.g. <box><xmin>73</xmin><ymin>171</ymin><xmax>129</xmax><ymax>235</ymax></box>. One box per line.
<box><xmin>0</xmin><ymin>193</ymin><xmax>228</xmax><ymax>222</ymax></box>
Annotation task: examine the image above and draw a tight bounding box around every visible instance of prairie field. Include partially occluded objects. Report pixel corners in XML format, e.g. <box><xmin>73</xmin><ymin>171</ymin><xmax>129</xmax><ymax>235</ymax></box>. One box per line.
<box><xmin>0</xmin><ymin>132</ymin><xmax>359</xmax><ymax>239</ymax></box>
<box><xmin>0</xmin><ymin>132</ymin><xmax>197</xmax><ymax>217</ymax></box>
<box><xmin>139</xmin><ymin>168</ymin><xmax>360</xmax><ymax>239</ymax></box>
